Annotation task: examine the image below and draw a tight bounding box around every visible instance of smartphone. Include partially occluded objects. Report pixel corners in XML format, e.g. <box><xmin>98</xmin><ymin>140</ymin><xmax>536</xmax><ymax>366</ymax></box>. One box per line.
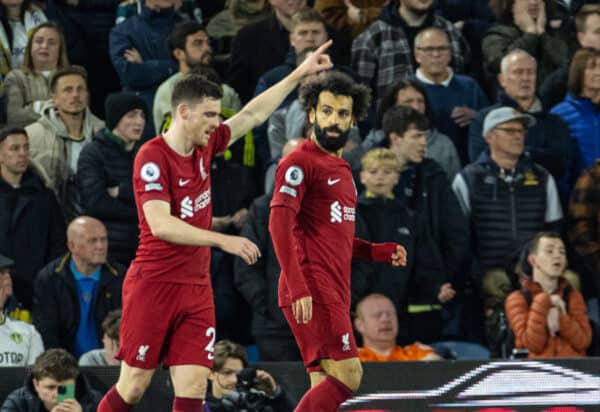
<box><xmin>57</xmin><ymin>384</ymin><xmax>75</xmax><ymax>403</ymax></box>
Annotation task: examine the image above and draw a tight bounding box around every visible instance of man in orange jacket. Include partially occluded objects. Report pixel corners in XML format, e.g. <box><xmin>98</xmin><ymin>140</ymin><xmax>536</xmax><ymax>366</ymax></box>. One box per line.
<box><xmin>505</xmin><ymin>232</ymin><xmax>592</xmax><ymax>358</ymax></box>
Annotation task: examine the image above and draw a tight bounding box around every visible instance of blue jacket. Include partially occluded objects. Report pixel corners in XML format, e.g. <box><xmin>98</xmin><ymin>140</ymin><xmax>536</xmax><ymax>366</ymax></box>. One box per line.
<box><xmin>551</xmin><ymin>94</ymin><xmax>600</xmax><ymax>177</ymax></box>
<box><xmin>109</xmin><ymin>6</ymin><xmax>180</xmax><ymax>137</ymax></box>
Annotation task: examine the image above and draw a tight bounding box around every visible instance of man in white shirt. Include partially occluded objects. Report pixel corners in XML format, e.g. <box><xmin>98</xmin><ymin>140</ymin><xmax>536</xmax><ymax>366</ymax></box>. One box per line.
<box><xmin>0</xmin><ymin>254</ymin><xmax>44</xmax><ymax>366</ymax></box>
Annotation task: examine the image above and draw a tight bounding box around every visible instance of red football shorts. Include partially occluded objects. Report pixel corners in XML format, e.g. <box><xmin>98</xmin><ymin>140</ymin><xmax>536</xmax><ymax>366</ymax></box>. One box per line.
<box><xmin>282</xmin><ymin>301</ymin><xmax>358</xmax><ymax>372</ymax></box>
<box><xmin>116</xmin><ymin>271</ymin><xmax>216</xmax><ymax>369</ymax></box>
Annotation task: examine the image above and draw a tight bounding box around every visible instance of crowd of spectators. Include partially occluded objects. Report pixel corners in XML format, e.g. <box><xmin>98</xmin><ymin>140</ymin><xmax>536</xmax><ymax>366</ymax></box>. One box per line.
<box><xmin>1</xmin><ymin>3</ymin><xmax>600</xmax><ymax>403</ymax></box>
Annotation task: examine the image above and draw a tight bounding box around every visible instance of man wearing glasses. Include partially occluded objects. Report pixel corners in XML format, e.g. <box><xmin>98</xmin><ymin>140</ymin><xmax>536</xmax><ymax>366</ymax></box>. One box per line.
<box><xmin>414</xmin><ymin>27</ymin><xmax>488</xmax><ymax>164</ymax></box>
<box><xmin>452</xmin><ymin>106</ymin><xmax>564</xmax><ymax>353</ymax></box>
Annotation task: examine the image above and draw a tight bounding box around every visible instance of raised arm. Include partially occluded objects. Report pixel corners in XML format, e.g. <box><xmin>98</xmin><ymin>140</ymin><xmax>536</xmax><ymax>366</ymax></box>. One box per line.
<box><xmin>225</xmin><ymin>40</ymin><xmax>334</xmax><ymax>145</ymax></box>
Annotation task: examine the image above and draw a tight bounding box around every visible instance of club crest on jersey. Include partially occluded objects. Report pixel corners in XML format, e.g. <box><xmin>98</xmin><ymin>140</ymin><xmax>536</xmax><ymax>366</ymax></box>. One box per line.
<box><xmin>141</xmin><ymin>162</ymin><xmax>160</xmax><ymax>183</ymax></box>
<box><xmin>285</xmin><ymin>166</ymin><xmax>304</xmax><ymax>186</ymax></box>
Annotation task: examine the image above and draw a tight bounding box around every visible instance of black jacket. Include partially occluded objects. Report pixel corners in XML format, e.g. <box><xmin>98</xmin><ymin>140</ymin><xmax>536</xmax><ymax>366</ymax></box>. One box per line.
<box><xmin>539</xmin><ymin>65</ymin><xmax>568</xmax><ymax>110</ymax></box>
<box><xmin>233</xmin><ymin>194</ymin><xmax>293</xmax><ymax>338</ymax></box>
<box><xmin>396</xmin><ymin>159</ymin><xmax>470</xmax><ymax>287</ymax></box>
<box><xmin>0</xmin><ymin>167</ymin><xmax>66</xmax><ymax>309</ymax></box>
<box><xmin>77</xmin><ymin>128</ymin><xmax>138</xmax><ymax>265</ymax></box>
<box><xmin>0</xmin><ymin>373</ymin><xmax>102</xmax><ymax>412</ymax></box>
<box><xmin>32</xmin><ymin>254</ymin><xmax>124</xmax><ymax>352</ymax></box>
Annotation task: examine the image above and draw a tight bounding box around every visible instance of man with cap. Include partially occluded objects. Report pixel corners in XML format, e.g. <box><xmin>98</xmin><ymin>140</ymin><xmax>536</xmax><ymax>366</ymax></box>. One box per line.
<box><xmin>0</xmin><ymin>253</ymin><xmax>44</xmax><ymax>366</ymax></box>
<box><xmin>77</xmin><ymin>92</ymin><xmax>148</xmax><ymax>267</ymax></box>
<box><xmin>452</xmin><ymin>106</ymin><xmax>563</xmax><ymax>352</ymax></box>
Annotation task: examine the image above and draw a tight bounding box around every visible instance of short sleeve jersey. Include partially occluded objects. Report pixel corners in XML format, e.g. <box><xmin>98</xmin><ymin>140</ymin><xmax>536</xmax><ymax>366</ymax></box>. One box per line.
<box><xmin>0</xmin><ymin>317</ymin><xmax>44</xmax><ymax>366</ymax></box>
<box><xmin>270</xmin><ymin>140</ymin><xmax>357</xmax><ymax>305</ymax></box>
<box><xmin>130</xmin><ymin>124</ymin><xmax>230</xmax><ymax>284</ymax></box>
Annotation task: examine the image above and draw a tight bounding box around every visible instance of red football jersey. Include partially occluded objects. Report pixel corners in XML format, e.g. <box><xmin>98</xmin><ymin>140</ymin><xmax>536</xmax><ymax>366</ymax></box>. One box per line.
<box><xmin>271</xmin><ymin>140</ymin><xmax>357</xmax><ymax>306</ymax></box>
<box><xmin>130</xmin><ymin>124</ymin><xmax>230</xmax><ymax>284</ymax></box>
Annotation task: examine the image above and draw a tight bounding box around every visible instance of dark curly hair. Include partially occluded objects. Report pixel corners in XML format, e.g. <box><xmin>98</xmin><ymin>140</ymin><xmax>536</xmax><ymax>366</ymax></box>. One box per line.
<box><xmin>298</xmin><ymin>70</ymin><xmax>371</xmax><ymax>121</ymax></box>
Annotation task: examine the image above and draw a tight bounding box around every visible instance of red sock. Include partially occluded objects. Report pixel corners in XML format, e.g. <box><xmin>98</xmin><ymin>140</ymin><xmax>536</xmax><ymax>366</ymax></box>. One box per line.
<box><xmin>97</xmin><ymin>386</ymin><xmax>133</xmax><ymax>412</ymax></box>
<box><xmin>172</xmin><ymin>396</ymin><xmax>204</xmax><ymax>412</ymax></box>
<box><xmin>295</xmin><ymin>375</ymin><xmax>353</xmax><ymax>412</ymax></box>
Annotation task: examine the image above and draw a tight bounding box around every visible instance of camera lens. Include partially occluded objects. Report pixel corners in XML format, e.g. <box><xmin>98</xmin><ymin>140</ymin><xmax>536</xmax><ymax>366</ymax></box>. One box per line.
<box><xmin>57</xmin><ymin>386</ymin><xmax>66</xmax><ymax>394</ymax></box>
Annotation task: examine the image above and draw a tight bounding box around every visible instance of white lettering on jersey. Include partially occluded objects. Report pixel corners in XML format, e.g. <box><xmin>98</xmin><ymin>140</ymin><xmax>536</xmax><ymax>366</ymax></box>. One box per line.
<box><xmin>144</xmin><ymin>183</ymin><xmax>163</xmax><ymax>192</ymax></box>
<box><xmin>330</xmin><ymin>201</ymin><xmax>355</xmax><ymax>223</ymax></box>
<box><xmin>180</xmin><ymin>196</ymin><xmax>193</xmax><ymax>219</ymax></box>
<box><xmin>141</xmin><ymin>162</ymin><xmax>160</xmax><ymax>183</ymax></box>
<box><xmin>285</xmin><ymin>166</ymin><xmax>304</xmax><ymax>186</ymax></box>
<box><xmin>136</xmin><ymin>345</ymin><xmax>150</xmax><ymax>362</ymax></box>
<box><xmin>279</xmin><ymin>185</ymin><xmax>297</xmax><ymax>197</ymax></box>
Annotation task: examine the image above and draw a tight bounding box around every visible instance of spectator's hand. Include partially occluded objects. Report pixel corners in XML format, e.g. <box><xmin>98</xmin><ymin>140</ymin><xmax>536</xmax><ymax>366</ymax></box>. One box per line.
<box><xmin>124</xmin><ymin>48</ymin><xmax>143</xmax><ymax>63</ymax></box>
<box><xmin>293</xmin><ymin>40</ymin><xmax>333</xmax><ymax>79</ymax></box>
<box><xmin>451</xmin><ymin>106</ymin><xmax>476</xmax><ymax>128</ymax></box>
<box><xmin>292</xmin><ymin>295</ymin><xmax>312</xmax><ymax>324</ymax></box>
<box><xmin>219</xmin><ymin>235</ymin><xmax>260</xmax><ymax>264</ymax></box>
<box><xmin>512</xmin><ymin>1</ymin><xmax>537</xmax><ymax>33</ymax></box>
<box><xmin>107</xmin><ymin>186</ymin><xmax>119</xmax><ymax>198</ymax></box>
<box><xmin>231</xmin><ymin>208</ymin><xmax>248</xmax><ymax>230</ymax></box>
<box><xmin>344</xmin><ymin>0</ymin><xmax>362</xmax><ymax>24</ymax></box>
<box><xmin>536</xmin><ymin>2</ymin><xmax>547</xmax><ymax>34</ymax></box>
<box><xmin>255</xmin><ymin>369</ymin><xmax>277</xmax><ymax>396</ymax></box>
<box><xmin>547</xmin><ymin>306</ymin><xmax>560</xmax><ymax>336</ymax></box>
<box><xmin>51</xmin><ymin>399</ymin><xmax>82</xmax><ymax>412</ymax></box>
<box><xmin>437</xmin><ymin>282</ymin><xmax>456</xmax><ymax>303</ymax></box>
<box><xmin>104</xmin><ymin>338</ymin><xmax>120</xmax><ymax>366</ymax></box>
<box><xmin>550</xmin><ymin>294</ymin><xmax>566</xmax><ymax>314</ymax></box>
<box><xmin>212</xmin><ymin>215</ymin><xmax>232</xmax><ymax>232</ymax></box>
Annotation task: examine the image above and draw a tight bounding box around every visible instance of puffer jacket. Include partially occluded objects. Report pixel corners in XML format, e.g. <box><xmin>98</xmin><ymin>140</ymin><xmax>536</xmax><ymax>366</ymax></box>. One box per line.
<box><xmin>77</xmin><ymin>128</ymin><xmax>138</xmax><ymax>266</ymax></box>
<box><xmin>505</xmin><ymin>277</ymin><xmax>592</xmax><ymax>358</ymax></box>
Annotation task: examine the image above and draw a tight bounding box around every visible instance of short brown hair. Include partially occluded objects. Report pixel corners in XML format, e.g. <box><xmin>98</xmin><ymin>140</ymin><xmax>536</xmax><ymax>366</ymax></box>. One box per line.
<box><xmin>290</xmin><ymin>7</ymin><xmax>327</xmax><ymax>32</ymax></box>
<box><xmin>50</xmin><ymin>65</ymin><xmax>88</xmax><ymax>93</ymax></box>
<box><xmin>22</xmin><ymin>22</ymin><xmax>69</xmax><ymax>73</ymax></box>
<box><xmin>102</xmin><ymin>309</ymin><xmax>121</xmax><ymax>341</ymax></box>
<box><xmin>567</xmin><ymin>48</ymin><xmax>600</xmax><ymax>97</ymax></box>
<box><xmin>171</xmin><ymin>73</ymin><xmax>223</xmax><ymax>111</ymax></box>
<box><xmin>212</xmin><ymin>340</ymin><xmax>248</xmax><ymax>372</ymax></box>
<box><xmin>360</xmin><ymin>148</ymin><xmax>400</xmax><ymax>172</ymax></box>
<box><xmin>529</xmin><ymin>231</ymin><xmax>563</xmax><ymax>254</ymax></box>
<box><xmin>32</xmin><ymin>349</ymin><xmax>79</xmax><ymax>381</ymax></box>
<box><xmin>576</xmin><ymin>4</ymin><xmax>600</xmax><ymax>33</ymax></box>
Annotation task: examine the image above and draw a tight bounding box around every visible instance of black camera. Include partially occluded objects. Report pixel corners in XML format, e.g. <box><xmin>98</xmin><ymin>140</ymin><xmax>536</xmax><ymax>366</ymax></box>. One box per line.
<box><xmin>220</xmin><ymin>367</ymin><xmax>273</xmax><ymax>412</ymax></box>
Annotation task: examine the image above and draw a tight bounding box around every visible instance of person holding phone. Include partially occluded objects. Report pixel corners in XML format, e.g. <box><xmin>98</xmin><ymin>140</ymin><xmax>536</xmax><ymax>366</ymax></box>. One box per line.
<box><xmin>0</xmin><ymin>348</ymin><xmax>102</xmax><ymax>412</ymax></box>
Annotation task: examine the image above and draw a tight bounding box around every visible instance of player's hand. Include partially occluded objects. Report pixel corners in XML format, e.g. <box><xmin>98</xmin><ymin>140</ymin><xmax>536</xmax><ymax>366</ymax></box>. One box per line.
<box><xmin>293</xmin><ymin>40</ymin><xmax>333</xmax><ymax>79</ymax></box>
<box><xmin>292</xmin><ymin>296</ymin><xmax>312</xmax><ymax>324</ymax></box>
<box><xmin>220</xmin><ymin>235</ymin><xmax>261</xmax><ymax>265</ymax></box>
<box><xmin>390</xmin><ymin>244</ymin><xmax>407</xmax><ymax>266</ymax></box>
<box><xmin>52</xmin><ymin>399</ymin><xmax>82</xmax><ymax>412</ymax></box>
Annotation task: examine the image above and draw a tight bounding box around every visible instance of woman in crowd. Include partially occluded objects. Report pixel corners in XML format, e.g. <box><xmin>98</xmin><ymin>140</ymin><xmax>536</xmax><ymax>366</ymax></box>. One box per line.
<box><xmin>4</xmin><ymin>22</ymin><xmax>69</xmax><ymax>127</ymax></box>
<box><xmin>551</xmin><ymin>47</ymin><xmax>600</xmax><ymax>181</ymax></box>
<box><xmin>364</xmin><ymin>78</ymin><xmax>461</xmax><ymax>179</ymax></box>
<box><xmin>0</xmin><ymin>0</ymin><xmax>46</xmax><ymax>70</ymax></box>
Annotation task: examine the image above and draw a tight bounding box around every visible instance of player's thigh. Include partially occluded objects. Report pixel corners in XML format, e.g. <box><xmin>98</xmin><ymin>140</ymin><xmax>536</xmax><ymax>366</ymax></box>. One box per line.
<box><xmin>115</xmin><ymin>361</ymin><xmax>156</xmax><ymax>403</ymax></box>
<box><xmin>320</xmin><ymin>357</ymin><xmax>363</xmax><ymax>391</ymax></box>
<box><xmin>163</xmin><ymin>284</ymin><xmax>216</xmax><ymax>368</ymax></box>
<box><xmin>169</xmin><ymin>364</ymin><xmax>212</xmax><ymax>398</ymax></box>
<box><xmin>117</xmin><ymin>277</ymin><xmax>179</xmax><ymax>369</ymax></box>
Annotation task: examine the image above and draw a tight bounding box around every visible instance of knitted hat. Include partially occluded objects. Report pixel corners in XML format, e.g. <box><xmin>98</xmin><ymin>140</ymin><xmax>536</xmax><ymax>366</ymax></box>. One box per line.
<box><xmin>104</xmin><ymin>92</ymin><xmax>148</xmax><ymax>131</ymax></box>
